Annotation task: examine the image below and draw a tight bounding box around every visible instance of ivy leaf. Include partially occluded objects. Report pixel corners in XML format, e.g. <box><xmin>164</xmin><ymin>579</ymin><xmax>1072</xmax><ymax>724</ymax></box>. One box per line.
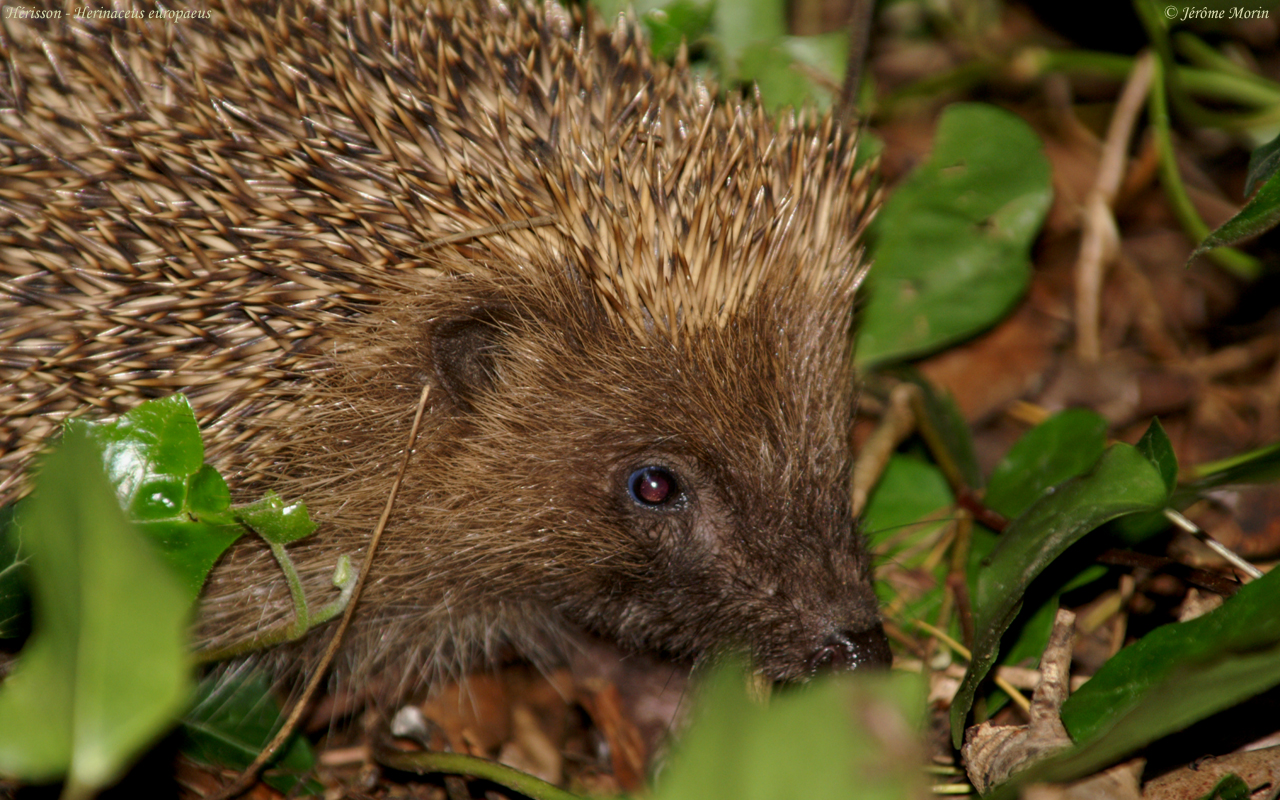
<box><xmin>0</xmin><ymin>429</ymin><xmax>191</xmax><ymax>795</ymax></box>
<box><xmin>0</xmin><ymin>507</ymin><xmax>29</xmax><ymax>640</ymax></box>
<box><xmin>234</xmin><ymin>491</ymin><xmax>318</xmax><ymax>547</ymax></box>
<box><xmin>859</xmin><ymin>104</ymin><xmax>1053</xmax><ymax>367</ymax></box>
<box><xmin>182</xmin><ymin>671</ymin><xmax>320</xmax><ymax>795</ymax></box>
<box><xmin>68</xmin><ymin>395</ymin><xmax>244</xmax><ymax>600</ymax></box>
<box><xmin>984</xmin><ymin>409</ymin><xmax>1108</xmax><ymax>519</ymax></box>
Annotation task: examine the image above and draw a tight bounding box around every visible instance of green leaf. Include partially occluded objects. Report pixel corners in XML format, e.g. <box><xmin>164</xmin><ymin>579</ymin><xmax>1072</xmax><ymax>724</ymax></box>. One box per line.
<box><xmin>182</xmin><ymin>671</ymin><xmax>320</xmax><ymax>796</ymax></box>
<box><xmin>655</xmin><ymin>660</ymin><xmax>926</xmax><ymax>800</ymax></box>
<box><xmin>1184</xmin><ymin>442</ymin><xmax>1280</xmax><ymax>490</ymax></box>
<box><xmin>780</xmin><ymin>33</ymin><xmax>847</xmax><ymax>89</ymax></box>
<box><xmin>640</xmin><ymin>0</ymin><xmax>715</xmax><ymax>61</ymax></box>
<box><xmin>950</xmin><ymin>444</ymin><xmax>1170</xmax><ymax>747</ymax></box>
<box><xmin>1191</xmin><ymin>166</ymin><xmax>1280</xmax><ymax>260</ymax></box>
<box><xmin>77</xmin><ymin>393</ymin><xmax>203</xmax><ymax>520</ymax></box>
<box><xmin>0</xmin><ymin>506</ymin><xmax>29</xmax><ymax>640</ymax></box>
<box><xmin>712</xmin><ymin>0</ymin><xmax>785</xmax><ymax>61</ymax></box>
<box><xmin>135</xmin><ymin>519</ymin><xmax>244</xmax><ymax>603</ymax></box>
<box><xmin>858</xmin><ymin>103</ymin><xmax>1053</xmax><ymax>367</ymax></box>
<box><xmin>864</xmin><ymin>456</ymin><xmax>953</xmax><ymax>622</ymax></box>
<box><xmin>1245</xmin><ymin>129</ymin><xmax>1280</xmax><ymax>197</ymax></box>
<box><xmin>864</xmin><ymin>456</ymin><xmax>954</xmax><ymax>546</ymax></box>
<box><xmin>1136</xmin><ymin>418</ymin><xmax>1178</xmax><ymax>494</ymax></box>
<box><xmin>986</xmin><ymin>591</ymin><xmax>1058</xmax><ymax>680</ymax></box>
<box><xmin>591</xmin><ymin>0</ymin><xmax>675</xmax><ymax>20</ymax></box>
<box><xmin>74</xmin><ymin>395</ymin><xmax>244</xmax><ymax>601</ymax></box>
<box><xmin>984</xmin><ymin>409</ymin><xmax>1108</xmax><ymax>519</ymax></box>
<box><xmin>914</xmin><ymin>375</ymin><xmax>984</xmax><ymax>491</ymax></box>
<box><xmin>0</xmin><ymin>428</ymin><xmax>191</xmax><ymax>796</ymax></box>
<box><xmin>737</xmin><ymin>42</ymin><xmax>815</xmax><ymax>110</ymax></box>
<box><xmin>1199</xmin><ymin>775</ymin><xmax>1251</xmax><ymax>800</ymax></box>
<box><xmin>972</xmin><ymin>407</ymin><xmax>1111</xmax><ymax>686</ymax></box>
<box><xmin>234</xmin><ymin>491</ymin><xmax>318</xmax><ymax>546</ymax></box>
<box><xmin>991</xmin><ymin>567</ymin><xmax>1280</xmax><ymax>797</ymax></box>
<box><xmin>735</xmin><ymin>34</ymin><xmax>846</xmax><ymax>111</ymax></box>
<box><xmin>188</xmin><ymin>464</ymin><xmax>232</xmax><ymax>521</ymax></box>
<box><xmin>963</xmin><ymin>530</ymin><xmax>1103</xmax><ymax>719</ymax></box>
<box><xmin>1061</xmin><ymin>564</ymin><xmax>1280</xmax><ymax>742</ymax></box>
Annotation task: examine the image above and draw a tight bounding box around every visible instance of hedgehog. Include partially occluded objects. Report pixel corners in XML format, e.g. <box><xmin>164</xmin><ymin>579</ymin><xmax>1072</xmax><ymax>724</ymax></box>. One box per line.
<box><xmin>0</xmin><ymin>0</ymin><xmax>887</xmax><ymax>699</ymax></box>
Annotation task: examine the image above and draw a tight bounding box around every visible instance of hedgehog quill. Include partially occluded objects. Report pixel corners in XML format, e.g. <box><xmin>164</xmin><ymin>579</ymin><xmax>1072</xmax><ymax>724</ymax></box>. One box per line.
<box><xmin>0</xmin><ymin>0</ymin><xmax>888</xmax><ymax>701</ymax></box>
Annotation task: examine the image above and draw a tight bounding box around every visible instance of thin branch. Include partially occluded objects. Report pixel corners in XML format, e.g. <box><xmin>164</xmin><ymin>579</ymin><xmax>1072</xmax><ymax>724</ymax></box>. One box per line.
<box><xmin>1075</xmin><ymin>51</ymin><xmax>1154</xmax><ymax>362</ymax></box>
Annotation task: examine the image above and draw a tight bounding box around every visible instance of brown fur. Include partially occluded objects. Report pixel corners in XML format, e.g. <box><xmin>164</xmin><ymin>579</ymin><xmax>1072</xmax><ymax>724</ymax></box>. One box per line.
<box><xmin>0</xmin><ymin>0</ymin><xmax>883</xmax><ymax>698</ymax></box>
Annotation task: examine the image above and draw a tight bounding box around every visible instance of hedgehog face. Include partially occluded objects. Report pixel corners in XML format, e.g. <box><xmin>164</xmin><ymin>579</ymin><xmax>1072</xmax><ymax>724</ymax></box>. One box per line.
<box><xmin>422</xmin><ymin>284</ymin><xmax>889</xmax><ymax>679</ymax></box>
<box><xmin>561</xmin><ymin>335</ymin><xmax>890</xmax><ymax>680</ymax></box>
<box><xmin>580</xmin><ymin>436</ymin><xmax>892</xmax><ymax>680</ymax></box>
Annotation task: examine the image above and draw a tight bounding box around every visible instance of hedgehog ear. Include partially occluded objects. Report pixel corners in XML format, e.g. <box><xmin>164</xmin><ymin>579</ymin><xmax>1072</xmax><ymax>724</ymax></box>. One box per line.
<box><xmin>431</xmin><ymin>305</ymin><xmax>515</xmax><ymax>412</ymax></box>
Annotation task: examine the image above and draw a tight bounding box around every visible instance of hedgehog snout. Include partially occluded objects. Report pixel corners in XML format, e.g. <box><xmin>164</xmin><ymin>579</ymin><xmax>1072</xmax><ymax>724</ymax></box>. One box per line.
<box><xmin>806</xmin><ymin>624</ymin><xmax>893</xmax><ymax>673</ymax></box>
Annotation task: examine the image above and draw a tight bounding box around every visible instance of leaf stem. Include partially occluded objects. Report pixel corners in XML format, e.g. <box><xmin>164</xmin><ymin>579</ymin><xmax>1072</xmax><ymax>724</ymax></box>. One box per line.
<box><xmin>1148</xmin><ymin>55</ymin><xmax>1262</xmax><ymax>278</ymax></box>
<box><xmin>194</xmin><ymin>552</ymin><xmax>357</xmax><ymax>664</ymax></box>
<box><xmin>376</xmin><ymin>749</ymin><xmax>585</xmax><ymax>800</ymax></box>
<box><xmin>310</xmin><ymin>555</ymin><xmax>357</xmax><ymax>626</ymax></box>
<box><xmin>1186</xmin><ymin>442</ymin><xmax>1280</xmax><ymax>480</ymax></box>
<box><xmin>268</xmin><ymin>541</ymin><xmax>310</xmax><ymax>641</ymax></box>
<box><xmin>1039</xmin><ymin>46</ymin><xmax>1278</xmax><ymax>104</ymax></box>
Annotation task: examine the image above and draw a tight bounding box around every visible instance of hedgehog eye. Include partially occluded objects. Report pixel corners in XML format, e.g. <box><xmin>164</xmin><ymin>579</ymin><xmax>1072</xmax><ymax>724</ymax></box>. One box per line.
<box><xmin>628</xmin><ymin>466</ymin><xmax>678</xmax><ymax>507</ymax></box>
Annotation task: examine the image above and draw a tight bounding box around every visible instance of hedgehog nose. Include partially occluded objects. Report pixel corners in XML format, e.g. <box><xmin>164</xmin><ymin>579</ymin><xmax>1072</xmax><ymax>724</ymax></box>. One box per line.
<box><xmin>808</xmin><ymin>625</ymin><xmax>893</xmax><ymax>674</ymax></box>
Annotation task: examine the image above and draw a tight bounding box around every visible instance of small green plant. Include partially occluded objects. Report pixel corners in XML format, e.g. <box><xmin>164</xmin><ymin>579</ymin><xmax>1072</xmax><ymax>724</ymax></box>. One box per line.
<box><xmin>865</xmin><ymin>398</ymin><xmax>1280</xmax><ymax>795</ymax></box>
<box><xmin>0</xmin><ymin>395</ymin><xmax>343</xmax><ymax>797</ymax></box>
